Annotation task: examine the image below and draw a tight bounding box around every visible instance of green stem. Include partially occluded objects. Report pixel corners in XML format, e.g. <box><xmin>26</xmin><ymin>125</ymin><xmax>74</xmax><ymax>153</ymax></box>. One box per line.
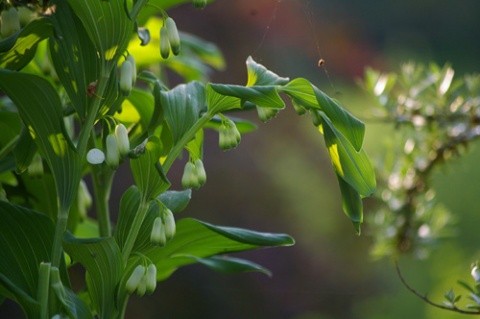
<box><xmin>129</xmin><ymin>0</ymin><xmax>149</xmax><ymax>21</ymax></box>
<box><xmin>37</xmin><ymin>262</ymin><xmax>51</xmax><ymax>319</ymax></box>
<box><xmin>51</xmin><ymin>211</ymin><xmax>69</xmax><ymax>268</ymax></box>
<box><xmin>162</xmin><ymin>111</ymin><xmax>215</xmax><ymax>173</ymax></box>
<box><xmin>121</xmin><ymin>198</ymin><xmax>150</xmax><ymax>264</ymax></box>
<box><xmin>91</xmin><ymin>164</ymin><xmax>115</xmax><ymax>237</ymax></box>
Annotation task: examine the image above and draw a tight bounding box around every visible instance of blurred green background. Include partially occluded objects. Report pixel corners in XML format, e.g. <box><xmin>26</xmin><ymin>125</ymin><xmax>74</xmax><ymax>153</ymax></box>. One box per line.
<box><xmin>120</xmin><ymin>1</ymin><xmax>480</xmax><ymax>318</ymax></box>
<box><xmin>125</xmin><ymin>0</ymin><xmax>480</xmax><ymax>318</ymax></box>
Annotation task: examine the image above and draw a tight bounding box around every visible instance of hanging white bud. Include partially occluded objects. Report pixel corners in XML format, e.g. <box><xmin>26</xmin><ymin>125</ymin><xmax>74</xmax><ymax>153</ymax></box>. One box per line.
<box><xmin>146</xmin><ymin>264</ymin><xmax>157</xmax><ymax>295</ymax></box>
<box><xmin>182</xmin><ymin>161</ymin><xmax>198</xmax><ymax>189</ymax></box>
<box><xmin>115</xmin><ymin>124</ymin><xmax>130</xmax><ymax>157</ymax></box>
<box><xmin>150</xmin><ymin>217</ymin><xmax>167</xmax><ymax>246</ymax></box>
<box><xmin>105</xmin><ymin>134</ymin><xmax>120</xmax><ymax>169</ymax></box>
<box><xmin>194</xmin><ymin>159</ymin><xmax>207</xmax><ymax>186</ymax></box>
<box><xmin>86</xmin><ymin>148</ymin><xmax>105</xmax><ymax>165</ymax></box>
<box><xmin>163</xmin><ymin>208</ymin><xmax>176</xmax><ymax>240</ymax></box>
<box><xmin>126</xmin><ymin>55</ymin><xmax>137</xmax><ymax>83</ymax></box>
<box><xmin>165</xmin><ymin>17</ymin><xmax>180</xmax><ymax>55</ymax></box>
<box><xmin>136</xmin><ymin>274</ymin><xmax>147</xmax><ymax>297</ymax></box>
<box><xmin>125</xmin><ymin>265</ymin><xmax>145</xmax><ymax>294</ymax></box>
<box><xmin>1</xmin><ymin>7</ymin><xmax>21</xmax><ymax>38</ymax></box>
<box><xmin>472</xmin><ymin>265</ymin><xmax>480</xmax><ymax>283</ymax></box>
<box><xmin>119</xmin><ymin>60</ymin><xmax>133</xmax><ymax>97</ymax></box>
<box><xmin>160</xmin><ymin>27</ymin><xmax>170</xmax><ymax>59</ymax></box>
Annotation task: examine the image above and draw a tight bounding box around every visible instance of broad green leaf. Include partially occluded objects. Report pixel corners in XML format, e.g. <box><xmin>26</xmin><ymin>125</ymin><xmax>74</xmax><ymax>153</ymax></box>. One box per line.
<box><xmin>161</xmin><ymin>81</ymin><xmax>205</xmax><ymax>144</ymax></box>
<box><xmin>187</xmin><ymin>255</ymin><xmax>272</xmax><ymax>276</ymax></box>
<box><xmin>206</xmin><ymin>83</ymin><xmax>242</xmax><ymax>113</ymax></box>
<box><xmin>205</xmin><ymin>115</ymin><xmax>257</xmax><ymax>134</ymax></box>
<box><xmin>49</xmin><ymin>1</ymin><xmax>100</xmax><ymax>119</ymax></box>
<box><xmin>59</xmin><ymin>286</ymin><xmax>94</xmax><ymax>319</ymax></box>
<box><xmin>157</xmin><ymin>189</ymin><xmax>192</xmax><ymax>213</ymax></box>
<box><xmin>336</xmin><ymin>174</ymin><xmax>363</xmax><ymax>234</ymax></box>
<box><xmin>63</xmin><ymin>234</ymin><xmax>123</xmax><ymax>319</ymax></box>
<box><xmin>66</xmin><ymin>0</ymin><xmax>134</xmax><ymax>66</ymax></box>
<box><xmin>282</xmin><ymin>78</ymin><xmax>365</xmax><ymax>151</ymax></box>
<box><xmin>13</xmin><ymin>125</ymin><xmax>37</xmax><ymax>174</ymax></box>
<box><xmin>0</xmin><ymin>70</ymin><xmax>82</xmax><ymax>211</ymax></box>
<box><xmin>0</xmin><ymin>201</ymin><xmax>68</xmax><ymax>317</ymax></box>
<box><xmin>20</xmin><ymin>172</ymin><xmax>57</xmax><ymax>221</ymax></box>
<box><xmin>130</xmin><ymin>136</ymin><xmax>170</xmax><ymax>200</ymax></box>
<box><xmin>209</xmin><ymin>84</ymin><xmax>285</xmax><ymax>110</ymax></box>
<box><xmin>142</xmin><ymin>218</ymin><xmax>294</xmax><ymax>281</ymax></box>
<box><xmin>321</xmin><ymin>116</ymin><xmax>375</xmax><ymax>197</ymax></box>
<box><xmin>245</xmin><ymin>56</ymin><xmax>289</xmax><ymax>87</ymax></box>
<box><xmin>0</xmin><ymin>17</ymin><xmax>53</xmax><ymax>70</ymax></box>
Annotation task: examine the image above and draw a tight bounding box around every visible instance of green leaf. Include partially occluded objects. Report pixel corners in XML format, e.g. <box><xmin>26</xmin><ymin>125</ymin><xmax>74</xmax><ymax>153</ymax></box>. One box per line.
<box><xmin>245</xmin><ymin>56</ymin><xmax>289</xmax><ymax>87</ymax></box>
<box><xmin>209</xmin><ymin>83</ymin><xmax>285</xmax><ymax>110</ymax></box>
<box><xmin>0</xmin><ymin>70</ymin><xmax>82</xmax><ymax>211</ymax></box>
<box><xmin>206</xmin><ymin>83</ymin><xmax>242</xmax><ymax>113</ymax></box>
<box><xmin>117</xmin><ymin>88</ymin><xmax>154</xmax><ymax>141</ymax></box>
<box><xmin>282</xmin><ymin>78</ymin><xmax>365</xmax><ymax>151</ymax></box>
<box><xmin>205</xmin><ymin>115</ymin><xmax>257</xmax><ymax>134</ymax></box>
<box><xmin>130</xmin><ymin>136</ymin><xmax>171</xmax><ymax>200</ymax></box>
<box><xmin>0</xmin><ymin>17</ymin><xmax>54</xmax><ymax>70</ymax></box>
<box><xmin>336</xmin><ymin>174</ymin><xmax>363</xmax><ymax>234</ymax></box>
<box><xmin>13</xmin><ymin>125</ymin><xmax>37</xmax><ymax>174</ymax></box>
<box><xmin>185</xmin><ymin>129</ymin><xmax>204</xmax><ymax>160</ymax></box>
<box><xmin>49</xmin><ymin>1</ymin><xmax>100</xmax><ymax>119</ymax></box>
<box><xmin>142</xmin><ymin>218</ymin><xmax>294</xmax><ymax>281</ymax></box>
<box><xmin>157</xmin><ymin>189</ymin><xmax>192</xmax><ymax>213</ymax></box>
<box><xmin>66</xmin><ymin>0</ymin><xmax>134</xmax><ymax>66</ymax></box>
<box><xmin>161</xmin><ymin>81</ymin><xmax>205</xmax><ymax>144</ymax></box>
<box><xmin>0</xmin><ymin>201</ymin><xmax>67</xmax><ymax>317</ymax></box>
<box><xmin>63</xmin><ymin>234</ymin><xmax>123</xmax><ymax>319</ymax></box>
<box><xmin>321</xmin><ymin>116</ymin><xmax>376</xmax><ymax>197</ymax></box>
<box><xmin>187</xmin><ymin>255</ymin><xmax>272</xmax><ymax>276</ymax></box>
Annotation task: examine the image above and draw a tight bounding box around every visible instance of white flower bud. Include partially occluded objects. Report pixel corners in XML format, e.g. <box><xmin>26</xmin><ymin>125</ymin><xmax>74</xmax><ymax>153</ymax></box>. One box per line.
<box><xmin>115</xmin><ymin>124</ymin><xmax>130</xmax><ymax>157</ymax></box>
<box><xmin>125</xmin><ymin>265</ymin><xmax>145</xmax><ymax>294</ymax></box>
<box><xmin>126</xmin><ymin>55</ymin><xmax>137</xmax><ymax>83</ymax></box>
<box><xmin>105</xmin><ymin>134</ymin><xmax>120</xmax><ymax>169</ymax></box>
<box><xmin>136</xmin><ymin>274</ymin><xmax>147</xmax><ymax>297</ymax></box>
<box><xmin>146</xmin><ymin>264</ymin><xmax>157</xmax><ymax>295</ymax></box>
<box><xmin>86</xmin><ymin>148</ymin><xmax>105</xmax><ymax>165</ymax></box>
<box><xmin>160</xmin><ymin>27</ymin><xmax>170</xmax><ymax>59</ymax></box>
<box><xmin>472</xmin><ymin>265</ymin><xmax>480</xmax><ymax>283</ymax></box>
<box><xmin>182</xmin><ymin>161</ymin><xmax>198</xmax><ymax>189</ymax></box>
<box><xmin>150</xmin><ymin>217</ymin><xmax>166</xmax><ymax>246</ymax></box>
<box><xmin>165</xmin><ymin>17</ymin><xmax>180</xmax><ymax>55</ymax></box>
<box><xmin>194</xmin><ymin>159</ymin><xmax>207</xmax><ymax>186</ymax></box>
<box><xmin>119</xmin><ymin>60</ymin><xmax>133</xmax><ymax>97</ymax></box>
<box><xmin>163</xmin><ymin>208</ymin><xmax>176</xmax><ymax>240</ymax></box>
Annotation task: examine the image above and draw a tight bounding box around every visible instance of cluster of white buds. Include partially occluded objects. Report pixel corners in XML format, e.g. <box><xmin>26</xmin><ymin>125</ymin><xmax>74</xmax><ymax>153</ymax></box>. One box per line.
<box><xmin>1</xmin><ymin>7</ymin><xmax>21</xmax><ymax>38</ymax></box>
<box><xmin>160</xmin><ymin>17</ymin><xmax>180</xmax><ymax>59</ymax></box>
<box><xmin>125</xmin><ymin>264</ymin><xmax>157</xmax><ymax>296</ymax></box>
<box><xmin>256</xmin><ymin>106</ymin><xmax>279</xmax><ymax>123</ymax></box>
<box><xmin>181</xmin><ymin>158</ymin><xmax>207</xmax><ymax>189</ymax></box>
<box><xmin>219</xmin><ymin>118</ymin><xmax>241</xmax><ymax>151</ymax></box>
<box><xmin>86</xmin><ymin>124</ymin><xmax>130</xmax><ymax>169</ymax></box>
<box><xmin>150</xmin><ymin>206</ymin><xmax>176</xmax><ymax>246</ymax></box>
<box><xmin>119</xmin><ymin>55</ymin><xmax>136</xmax><ymax>97</ymax></box>
<box><xmin>193</xmin><ymin>0</ymin><xmax>207</xmax><ymax>9</ymax></box>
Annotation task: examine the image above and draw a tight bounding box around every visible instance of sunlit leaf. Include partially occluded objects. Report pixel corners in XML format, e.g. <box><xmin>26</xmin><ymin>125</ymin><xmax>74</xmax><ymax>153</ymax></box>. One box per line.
<box><xmin>0</xmin><ymin>70</ymin><xmax>82</xmax><ymax>211</ymax></box>
<box><xmin>282</xmin><ymin>78</ymin><xmax>365</xmax><ymax>151</ymax></box>
<box><xmin>245</xmin><ymin>56</ymin><xmax>289</xmax><ymax>87</ymax></box>
<box><xmin>0</xmin><ymin>17</ymin><xmax>53</xmax><ymax>70</ymax></box>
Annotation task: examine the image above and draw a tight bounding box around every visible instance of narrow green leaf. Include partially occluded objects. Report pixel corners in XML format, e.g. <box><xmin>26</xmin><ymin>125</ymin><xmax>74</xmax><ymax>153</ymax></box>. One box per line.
<box><xmin>321</xmin><ymin>116</ymin><xmax>376</xmax><ymax>197</ymax></box>
<box><xmin>130</xmin><ymin>136</ymin><xmax>171</xmax><ymax>200</ymax></box>
<box><xmin>0</xmin><ymin>17</ymin><xmax>54</xmax><ymax>70</ymax></box>
<box><xmin>157</xmin><ymin>189</ymin><xmax>192</xmax><ymax>213</ymax></box>
<box><xmin>161</xmin><ymin>81</ymin><xmax>205</xmax><ymax>144</ymax></box>
<box><xmin>49</xmin><ymin>1</ymin><xmax>100</xmax><ymax>119</ymax></box>
<box><xmin>66</xmin><ymin>0</ymin><xmax>134</xmax><ymax>66</ymax></box>
<box><xmin>0</xmin><ymin>70</ymin><xmax>82</xmax><ymax>211</ymax></box>
<box><xmin>282</xmin><ymin>78</ymin><xmax>365</xmax><ymax>151</ymax></box>
<box><xmin>209</xmin><ymin>83</ymin><xmax>285</xmax><ymax>109</ymax></box>
<box><xmin>141</xmin><ymin>218</ymin><xmax>294</xmax><ymax>281</ymax></box>
<box><xmin>187</xmin><ymin>255</ymin><xmax>272</xmax><ymax>277</ymax></box>
<box><xmin>114</xmin><ymin>186</ymin><xmax>142</xmax><ymax>251</ymax></box>
<box><xmin>336</xmin><ymin>174</ymin><xmax>363</xmax><ymax>234</ymax></box>
<box><xmin>63</xmin><ymin>234</ymin><xmax>123</xmax><ymax>319</ymax></box>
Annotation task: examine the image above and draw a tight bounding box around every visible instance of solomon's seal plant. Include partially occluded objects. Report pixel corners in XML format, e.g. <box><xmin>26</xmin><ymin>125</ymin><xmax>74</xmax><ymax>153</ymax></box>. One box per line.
<box><xmin>0</xmin><ymin>0</ymin><xmax>375</xmax><ymax>318</ymax></box>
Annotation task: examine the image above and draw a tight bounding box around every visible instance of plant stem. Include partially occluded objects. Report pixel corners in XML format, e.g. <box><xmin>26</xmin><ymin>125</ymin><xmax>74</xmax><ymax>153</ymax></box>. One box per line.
<box><xmin>91</xmin><ymin>164</ymin><xmax>115</xmax><ymax>237</ymax></box>
<box><xmin>121</xmin><ymin>198</ymin><xmax>149</xmax><ymax>264</ymax></box>
<box><xmin>51</xmin><ymin>210</ymin><xmax>69</xmax><ymax>268</ymax></box>
<box><xmin>162</xmin><ymin>111</ymin><xmax>214</xmax><ymax>173</ymax></box>
<box><xmin>37</xmin><ymin>262</ymin><xmax>51</xmax><ymax>319</ymax></box>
